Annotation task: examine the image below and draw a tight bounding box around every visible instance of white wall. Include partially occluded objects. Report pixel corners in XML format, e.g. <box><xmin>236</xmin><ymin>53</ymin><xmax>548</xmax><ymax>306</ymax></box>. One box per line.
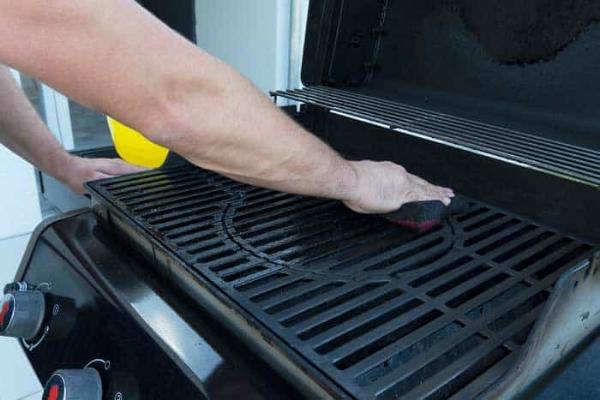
<box><xmin>289</xmin><ymin>0</ymin><xmax>310</xmax><ymax>88</ymax></box>
<box><xmin>0</xmin><ymin>72</ymin><xmax>42</xmax><ymax>239</ymax></box>
<box><xmin>0</xmin><ymin>145</ymin><xmax>41</xmax><ymax>239</ymax></box>
<box><xmin>195</xmin><ymin>0</ymin><xmax>292</xmax><ymax>94</ymax></box>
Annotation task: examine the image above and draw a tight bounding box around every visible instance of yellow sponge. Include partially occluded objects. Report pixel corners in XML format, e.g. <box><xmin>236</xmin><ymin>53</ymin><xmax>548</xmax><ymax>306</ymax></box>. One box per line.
<box><xmin>107</xmin><ymin>117</ymin><xmax>169</xmax><ymax>169</ymax></box>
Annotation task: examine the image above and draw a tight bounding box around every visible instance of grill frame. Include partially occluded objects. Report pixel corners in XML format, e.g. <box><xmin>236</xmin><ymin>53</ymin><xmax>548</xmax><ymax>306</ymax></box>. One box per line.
<box><xmin>88</xmin><ymin>166</ymin><xmax>597</xmax><ymax>400</ymax></box>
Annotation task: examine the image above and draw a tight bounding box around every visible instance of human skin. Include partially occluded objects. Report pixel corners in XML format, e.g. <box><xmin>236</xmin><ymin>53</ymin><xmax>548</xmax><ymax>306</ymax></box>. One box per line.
<box><xmin>0</xmin><ymin>0</ymin><xmax>453</xmax><ymax>212</ymax></box>
<box><xmin>0</xmin><ymin>65</ymin><xmax>144</xmax><ymax>193</ymax></box>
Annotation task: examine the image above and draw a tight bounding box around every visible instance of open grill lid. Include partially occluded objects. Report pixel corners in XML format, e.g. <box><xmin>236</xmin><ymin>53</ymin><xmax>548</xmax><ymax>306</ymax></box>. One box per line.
<box><xmin>297</xmin><ymin>0</ymin><xmax>600</xmax><ymax>153</ymax></box>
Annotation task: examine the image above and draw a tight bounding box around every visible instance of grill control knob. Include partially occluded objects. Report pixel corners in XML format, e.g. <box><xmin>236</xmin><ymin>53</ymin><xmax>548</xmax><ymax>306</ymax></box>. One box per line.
<box><xmin>43</xmin><ymin>369</ymin><xmax>102</xmax><ymax>400</ymax></box>
<box><xmin>0</xmin><ymin>291</ymin><xmax>45</xmax><ymax>340</ymax></box>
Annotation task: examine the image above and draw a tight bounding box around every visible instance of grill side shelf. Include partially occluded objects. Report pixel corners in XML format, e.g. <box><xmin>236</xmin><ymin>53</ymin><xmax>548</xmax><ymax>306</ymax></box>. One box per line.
<box><xmin>87</xmin><ymin>167</ymin><xmax>599</xmax><ymax>400</ymax></box>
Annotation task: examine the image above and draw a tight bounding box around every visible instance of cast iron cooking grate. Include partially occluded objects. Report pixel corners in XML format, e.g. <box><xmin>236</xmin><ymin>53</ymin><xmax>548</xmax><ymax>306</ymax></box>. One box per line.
<box><xmin>89</xmin><ymin>166</ymin><xmax>596</xmax><ymax>400</ymax></box>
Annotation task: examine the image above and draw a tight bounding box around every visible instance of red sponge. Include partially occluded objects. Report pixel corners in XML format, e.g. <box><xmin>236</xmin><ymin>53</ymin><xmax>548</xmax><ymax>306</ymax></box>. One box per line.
<box><xmin>382</xmin><ymin>197</ymin><xmax>468</xmax><ymax>233</ymax></box>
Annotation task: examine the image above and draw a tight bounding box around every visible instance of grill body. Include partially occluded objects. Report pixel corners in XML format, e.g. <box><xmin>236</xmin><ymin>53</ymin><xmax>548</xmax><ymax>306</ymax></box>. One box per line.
<box><xmin>15</xmin><ymin>212</ymin><xmax>300</xmax><ymax>400</ymax></box>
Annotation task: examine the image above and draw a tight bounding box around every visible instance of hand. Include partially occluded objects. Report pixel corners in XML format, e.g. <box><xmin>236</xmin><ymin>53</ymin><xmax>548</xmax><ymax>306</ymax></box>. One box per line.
<box><xmin>343</xmin><ymin>160</ymin><xmax>455</xmax><ymax>214</ymax></box>
<box><xmin>59</xmin><ymin>156</ymin><xmax>146</xmax><ymax>194</ymax></box>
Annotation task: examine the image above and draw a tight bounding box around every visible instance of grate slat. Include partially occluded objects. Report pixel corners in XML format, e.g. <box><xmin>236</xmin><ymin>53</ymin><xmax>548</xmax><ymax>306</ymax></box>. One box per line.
<box><xmin>383</xmin><ymin>308</ymin><xmax>541</xmax><ymax>400</ymax></box>
<box><xmin>346</xmin><ymin>282</ymin><xmax>546</xmax><ymax>379</ymax></box>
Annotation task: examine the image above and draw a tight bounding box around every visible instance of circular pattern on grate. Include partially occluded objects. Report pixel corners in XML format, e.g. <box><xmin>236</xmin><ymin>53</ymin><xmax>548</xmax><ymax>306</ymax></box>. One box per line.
<box><xmin>222</xmin><ymin>189</ymin><xmax>461</xmax><ymax>280</ymax></box>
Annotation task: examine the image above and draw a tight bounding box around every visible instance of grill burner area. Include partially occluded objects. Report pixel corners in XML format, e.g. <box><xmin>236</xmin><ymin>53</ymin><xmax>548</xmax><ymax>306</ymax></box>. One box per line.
<box><xmin>89</xmin><ymin>166</ymin><xmax>596</xmax><ymax>400</ymax></box>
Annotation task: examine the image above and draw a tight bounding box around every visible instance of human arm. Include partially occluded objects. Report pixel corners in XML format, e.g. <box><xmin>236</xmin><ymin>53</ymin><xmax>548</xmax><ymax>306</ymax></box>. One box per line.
<box><xmin>0</xmin><ymin>0</ymin><xmax>453</xmax><ymax>211</ymax></box>
<box><xmin>0</xmin><ymin>65</ymin><xmax>143</xmax><ymax>193</ymax></box>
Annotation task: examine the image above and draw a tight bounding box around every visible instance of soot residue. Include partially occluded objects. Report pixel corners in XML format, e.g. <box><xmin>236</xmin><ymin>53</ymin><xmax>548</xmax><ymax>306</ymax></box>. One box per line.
<box><xmin>458</xmin><ymin>0</ymin><xmax>600</xmax><ymax>64</ymax></box>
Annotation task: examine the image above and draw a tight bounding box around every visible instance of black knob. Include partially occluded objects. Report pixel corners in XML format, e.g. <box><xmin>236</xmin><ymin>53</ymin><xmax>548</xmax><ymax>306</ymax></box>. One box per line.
<box><xmin>0</xmin><ymin>291</ymin><xmax>45</xmax><ymax>340</ymax></box>
<box><xmin>43</xmin><ymin>368</ymin><xmax>102</xmax><ymax>400</ymax></box>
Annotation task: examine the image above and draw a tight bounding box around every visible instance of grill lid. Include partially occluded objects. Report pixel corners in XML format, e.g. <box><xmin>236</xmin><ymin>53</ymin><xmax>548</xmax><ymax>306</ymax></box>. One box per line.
<box><xmin>297</xmin><ymin>0</ymin><xmax>600</xmax><ymax>187</ymax></box>
<box><xmin>88</xmin><ymin>166</ymin><xmax>597</xmax><ymax>399</ymax></box>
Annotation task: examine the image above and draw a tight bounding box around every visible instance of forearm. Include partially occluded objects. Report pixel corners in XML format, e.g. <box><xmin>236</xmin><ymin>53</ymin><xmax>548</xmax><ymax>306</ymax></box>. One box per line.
<box><xmin>0</xmin><ymin>65</ymin><xmax>72</xmax><ymax>181</ymax></box>
<box><xmin>158</xmin><ymin>62</ymin><xmax>357</xmax><ymax>198</ymax></box>
<box><xmin>0</xmin><ymin>0</ymin><xmax>357</xmax><ymax>200</ymax></box>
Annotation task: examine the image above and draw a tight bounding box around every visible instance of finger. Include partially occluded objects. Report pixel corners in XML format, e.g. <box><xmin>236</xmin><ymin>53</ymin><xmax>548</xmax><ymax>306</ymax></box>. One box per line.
<box><xmin>425</xmin><ymin>185</ymin><xmax>454</xmax><ymax>201</ymax></box>
<box><xmin>109</xmin><ymin>159</ymin><xmax>147</xmax><ymax>173</ymax></box>
<box><xmin>409</xmin><ymin>174</ymin><xmax>455</xmax><ymax>199</ymax></box>
<box><xmin>427</xmin><ymin>183</ymin><xmax>452</xmax><ymax>198</ymax></box>
<box><xmin>95</xmin><ymin>172</ymin><xmax>113</xmax><ymax>179</ymax></box>
<box><xmin>97</xmin><ymin>159</ymin><xmax>147</xmax><ymax>175</ymax></box>
<box><xmin>411</xmin><ymin>184</ymin><xmax>451</xmax><ymax>205</ymax></box>
<box><xmin>86</xmin><ymin>172</ymin><xmax>112</xmax><ymax>183</ymax></box>
<box><xmin>431</xmin><ymin>187</ymin><xmax>453</xmax><ymax>206</ymax></box>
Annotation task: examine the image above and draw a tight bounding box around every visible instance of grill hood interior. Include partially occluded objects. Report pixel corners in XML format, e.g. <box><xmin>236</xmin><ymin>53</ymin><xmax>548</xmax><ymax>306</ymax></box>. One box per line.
<box><xmin>302</xmin><ymin>0</ymin><xmax>600</xmax><ymax>150</ymax></box>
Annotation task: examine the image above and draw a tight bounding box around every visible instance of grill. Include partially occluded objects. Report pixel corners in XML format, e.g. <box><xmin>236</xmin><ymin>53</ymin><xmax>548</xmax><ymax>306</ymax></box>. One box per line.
<box><xmin>88</xmin><ymin>165</ymin><xmax>596</xmax><ymax>400</ymax></box>
<box><xmin>273</xmin><ymin>86</ymin><xmax>600</xmax><ymax>188</ymax></box>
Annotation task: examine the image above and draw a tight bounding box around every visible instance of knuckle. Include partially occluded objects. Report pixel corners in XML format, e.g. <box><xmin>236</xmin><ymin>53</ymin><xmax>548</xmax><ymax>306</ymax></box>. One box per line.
<box><xmin>394</xmin><ymin>164</ymin><xmax>407</xmax><ymax>173</ymax></box>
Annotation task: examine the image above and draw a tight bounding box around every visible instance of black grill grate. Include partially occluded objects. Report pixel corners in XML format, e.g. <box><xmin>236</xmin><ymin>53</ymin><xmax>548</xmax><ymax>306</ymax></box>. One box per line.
<box><xmin>89</xmin><ymin>166</ymin><xmax>596</xmax><ymax>400</ymax></box>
